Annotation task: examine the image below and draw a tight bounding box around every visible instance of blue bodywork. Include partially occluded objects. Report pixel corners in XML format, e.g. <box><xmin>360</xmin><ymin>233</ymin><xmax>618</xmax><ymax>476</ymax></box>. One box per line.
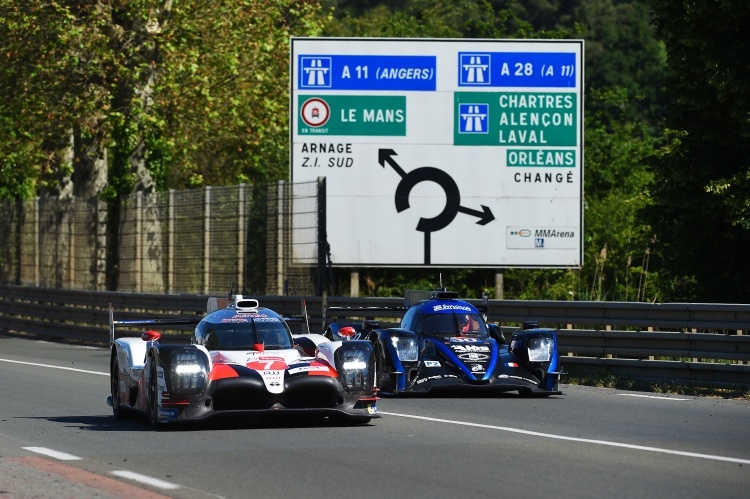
<box><xmin>325</xmin><ymin>290</ymin><xmax>562</xmax><ymax>396</ymax></box>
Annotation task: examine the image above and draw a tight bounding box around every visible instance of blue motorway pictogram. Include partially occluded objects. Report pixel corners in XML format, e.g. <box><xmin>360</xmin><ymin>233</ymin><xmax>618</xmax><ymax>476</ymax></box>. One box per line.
<box><xmin>378</xmin><ymin>149</ymin><xmax>495</xmax><ymax>264</ymax></box>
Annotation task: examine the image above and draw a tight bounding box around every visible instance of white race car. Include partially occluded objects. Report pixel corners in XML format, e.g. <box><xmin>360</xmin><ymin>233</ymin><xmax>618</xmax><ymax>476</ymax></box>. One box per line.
<box><xmin>108</xmin><ymin>295</ymin><xmax>379</xmax><ymax>428</ymax></box>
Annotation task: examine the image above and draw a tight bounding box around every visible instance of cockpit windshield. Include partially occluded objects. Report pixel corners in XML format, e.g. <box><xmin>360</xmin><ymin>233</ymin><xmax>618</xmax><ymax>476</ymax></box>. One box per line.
<box><xmin>204</xmin><ymin>317</ymin><xmax>292</xmax><ymax>351</ymax></box>
<box><xmin>419</xmin><ymin>312</ymin><xmax>487</xmax><ymax>338</ymax></box>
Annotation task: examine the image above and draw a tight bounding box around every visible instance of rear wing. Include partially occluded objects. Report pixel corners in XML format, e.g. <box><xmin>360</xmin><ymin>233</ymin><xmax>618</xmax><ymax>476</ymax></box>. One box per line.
<box><xmin>108</xmin><ymin>304</ymin><xmax>199</xmax><ymax>347</ymax></box>
<box><xmin>323</xmin><ymin>289</ymin><xmax>490</xmax><ymax>329</ymax></box>
<box><xmin>109</xmin><ymin>296</ymin><xmax>312</xmax><ymax>344</ymax></box>
<box><xmin>323</xmin><ymin>304</ymin><xmax>407</xmax><ymax>332</ymax></box>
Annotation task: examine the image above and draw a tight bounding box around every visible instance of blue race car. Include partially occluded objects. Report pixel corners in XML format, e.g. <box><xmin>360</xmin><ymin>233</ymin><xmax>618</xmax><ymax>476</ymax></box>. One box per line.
<box><xmin>324</xmin><ymin>290</ymin><xmax>561</xmax><ymax>396</ymax></box>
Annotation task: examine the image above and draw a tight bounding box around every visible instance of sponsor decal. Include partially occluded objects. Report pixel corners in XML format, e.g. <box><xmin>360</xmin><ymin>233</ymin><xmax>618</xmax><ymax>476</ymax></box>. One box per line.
<box><xmin>451</xmin><ymin>345</ymin><xmax>490</xmax><ymax>353</ymax></box>
<box><xmin>416</xmin><ymin>374</ymin><xmax>458</xmax><ymax>385</ymax></box>
<box><xmin>450</xmin><ymin>337</ymin><xmax>481</xmax><ymax>343</ymax></box>
<box><xmin>222</xmin><ymin>313</ymin><xmax>279</xmax><ymax>323</ymax></box>
<box><xmin>470</xmin><ymin>364</ymin><xmax>485</xmax><ymax>372</ymax></box>
<box><xmin>458</xmin><ymin>352</ymin><xmax>489</xmax><ymax>361</ymax></box>
<box><xmin>245</xmin><ymin>353</ymin><xmax>286</xmax><ymax>363</ymax></box>
<box><xmin>307</xmin><ymin>361</ymin><xmax>338</xmax><ymax>378</ymax></box>
<box><xmin>259</xmin><ymin>369</ymin><xmax>285</xmax><ymax>394</ymax></box>
<box><xmin>423</xmin><ymin>361</ymin><xmax>441</xmax><ymax>368</ymax></box>
<box><xmin>288</xmin><ymin>365</ymin><xmax>333</xmax><ymax>375</ymax></box>
<box><xmin>246</xmin><ymin>360</ymin><xmax>288</xmax><ymax>371</ymax></box>
<box><xmin>433</xmin><ymin>304</ymin><xmax>472</xmax><ymax>312</ymax></box>
<box><xmin>159</xmin><ymin>408</ymin><xmax>179</xmax><ymax>419</ymax></box>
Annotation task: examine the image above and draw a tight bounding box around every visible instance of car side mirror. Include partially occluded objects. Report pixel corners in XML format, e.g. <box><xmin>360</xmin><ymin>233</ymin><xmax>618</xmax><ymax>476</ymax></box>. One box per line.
<box><xmin>488</xmin><ymin>323</ymin><xmax>506</xmax><ymax>345</ymax></box>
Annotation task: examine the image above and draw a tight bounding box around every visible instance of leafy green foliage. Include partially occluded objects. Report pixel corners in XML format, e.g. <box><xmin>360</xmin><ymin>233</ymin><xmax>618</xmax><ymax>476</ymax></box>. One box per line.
<box><xmin>321</xmin><ymin>0</ymin><xmax>568</xmax><ymax>39</ymax></box>
<box><xmin>643</xmin><ymin>0</ymin><xmax>750</xmax><ymax>302</ymax></box>
<box><xmin>0</xmin><ymin>0</ymin><xmax>326</xmax><ymax>201</ymax></box>
<box><xmin>511</xmin><ymin>0</ymin><xmax>666</xmax><ymax>127</ymax></box>
<box><xmin>151</xmin><ymin>1</ymin><xmax>326</xmax><ymax>188</ymax></box>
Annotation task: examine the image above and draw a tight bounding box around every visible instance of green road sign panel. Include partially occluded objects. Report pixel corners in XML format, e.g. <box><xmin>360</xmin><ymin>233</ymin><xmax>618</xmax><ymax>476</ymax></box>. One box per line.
<box><xmin>454</xmin><ymin>92</ymin><xmax>578</xmax><ymax>146</ymax></box>
<box><xmin>298</xmin><ymin>95</ymin><xmax>406</xmax><ymax>136</ymax></box>
<box><xmin>507</xmin><ymin>149</ymin><xmax>576</xmax><ymax>167</ymax></box>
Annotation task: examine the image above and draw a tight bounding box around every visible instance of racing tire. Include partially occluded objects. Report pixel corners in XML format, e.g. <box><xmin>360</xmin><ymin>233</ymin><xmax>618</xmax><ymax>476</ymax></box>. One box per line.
<box><xmin>371</xmin><ymin>338</ymin><xmax>382</xmax><ymax>390</ymax></box>
<box><xmin>148</xmin><ymin>361</ymin><xmax>163</xmax><ymax>429</ymax></box>
<box><xmin>111</xmin><ymin>359</ymin><xmax>124</xmax><ymax>420</ymax></box>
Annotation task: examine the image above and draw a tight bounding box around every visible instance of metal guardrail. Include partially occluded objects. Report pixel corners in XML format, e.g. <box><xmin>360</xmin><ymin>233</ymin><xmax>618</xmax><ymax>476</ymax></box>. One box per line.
<box><xmin>1</xmin><ymin>285</ymin><xmax>748</xmax><ymax>389</ymax></box>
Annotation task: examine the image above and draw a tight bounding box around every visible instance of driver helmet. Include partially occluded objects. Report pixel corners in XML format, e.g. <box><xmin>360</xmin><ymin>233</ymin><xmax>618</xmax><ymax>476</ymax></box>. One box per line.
<box><xmin>459</xmin><ymin>314</ymin><xmax>472</xmax><ymax>333</ymax></box>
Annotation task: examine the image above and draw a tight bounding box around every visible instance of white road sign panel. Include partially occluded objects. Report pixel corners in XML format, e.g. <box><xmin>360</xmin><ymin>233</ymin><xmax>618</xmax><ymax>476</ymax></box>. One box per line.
<box><xmin>291</xmin><ymin>38</ymin><xmax>584</xmax><ymax>268</ymax></box>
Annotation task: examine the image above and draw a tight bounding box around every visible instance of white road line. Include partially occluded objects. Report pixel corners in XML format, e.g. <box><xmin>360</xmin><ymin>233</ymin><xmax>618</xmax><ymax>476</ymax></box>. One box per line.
<box><xmin>0</xmin><ymin>358</ymin><xmax>107</xmax><ymax>376</ymax></box>
<box><xmin>23</xmin><ymin>446</ymin><xmax>82</xmax><ymax>461</ymax></box>
<box><xmin>618</xmin><ymin>393</ymin><xmax>690</xmax><ymax>400</ymax></box>
<box><xmin>379</xmin><ymin>411</ymin><xmax>750</xmax><ymax>465</ymax></box>
<box><xmin>35</xmin><ymin>340</ymin><xmax>100</xmax><ymax>350</ymax></box>
<box><xmin>111</xmin><ymin>470</ymin><xmax>180</xmax><ymax>490</ymax></box>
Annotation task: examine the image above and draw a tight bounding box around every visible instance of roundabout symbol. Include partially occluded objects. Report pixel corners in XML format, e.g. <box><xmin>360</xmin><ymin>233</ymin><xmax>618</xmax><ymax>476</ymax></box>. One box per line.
<box><xmin>378</xmin><ymin>148</ymin><xmax>495</xmax><ymax>264</ymax></box>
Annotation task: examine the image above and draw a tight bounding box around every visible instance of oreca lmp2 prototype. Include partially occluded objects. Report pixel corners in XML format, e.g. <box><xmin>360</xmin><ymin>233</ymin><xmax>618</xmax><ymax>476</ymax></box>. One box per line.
<box><xmin>324</xmin><ymin>290</ymin><xmax>561</xmax><ymax>396</ymax></box>
<box><xmin>108</xmin><ymin>295</ymin><xmax>379</xmax><ymax>428</ymax></box>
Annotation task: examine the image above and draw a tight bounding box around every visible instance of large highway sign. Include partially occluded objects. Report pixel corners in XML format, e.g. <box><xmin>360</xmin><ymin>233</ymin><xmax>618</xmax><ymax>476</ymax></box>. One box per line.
<box><xmin>290</xmin><ymin>38</ymin><xmax>584</xmax><ymax>268</ymax></box>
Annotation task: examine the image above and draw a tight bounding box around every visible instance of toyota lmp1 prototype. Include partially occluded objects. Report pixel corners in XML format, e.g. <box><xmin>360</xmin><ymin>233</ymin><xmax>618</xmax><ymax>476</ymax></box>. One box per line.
<box><xmin>108</xmin><ymin>296</ymin><xmax>379</xmax><ymax>428</ymax></box>
<box><xmin>324</xmin><ymin>290</ymin><xmax>562</xmax><ymax>396</ymax></box>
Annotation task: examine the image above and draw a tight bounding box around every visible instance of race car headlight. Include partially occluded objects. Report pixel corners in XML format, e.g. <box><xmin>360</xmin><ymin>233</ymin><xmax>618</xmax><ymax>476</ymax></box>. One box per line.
<box><xmin>170</xmin><ymin>350</ymin><xmax>208</xmax><ymax>393</ymax></box>
<box><xmin>391</xmin><ymin>336</ymin><xmax>418</xmax><ymax>362</ymax></box>
<box><xmin>526</xmin><ymin>336</ymin><xmax>554</xmax><ymax>363</ymax></box>
<box><xmin>335</xmin><ymin>343</ymin><xmax>373</xmax><ymax>391</ymax></box>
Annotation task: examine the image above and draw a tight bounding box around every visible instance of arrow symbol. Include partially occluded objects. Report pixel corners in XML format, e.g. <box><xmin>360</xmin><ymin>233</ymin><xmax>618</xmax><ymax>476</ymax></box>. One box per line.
<box><xmin>378</xmin><ymin>149</ymin><xmax>406</xmax><ymax>178</ymax></box>
<box><xmin>458</xmin><ymin>205</ymin><xmax>495</xmax><ymax>225</ymax></box>
<box><xmin>378</xmin><ymin>147</ymin><xmax>496</xmax><ymax>264</ymax></box>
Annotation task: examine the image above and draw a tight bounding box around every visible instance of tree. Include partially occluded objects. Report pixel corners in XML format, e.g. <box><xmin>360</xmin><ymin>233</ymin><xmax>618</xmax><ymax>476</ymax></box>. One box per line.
<box><xmin>511</xmin><ymin>0</ymin><xmax>666</xmax><ymax>127</ymax></box>
<box><xmin>321</xmin><ymin>0</ymin><xmax>567</xmax><ymax>39</ymax></box>
<box><xmin>1</xmin><ymin>1</ymin><xmax>326</xmax><ymax>198</ymax></box>
<box><xmin>643</xmin><ymin>1</ymin><xmax>750</xmax><ymax>302</ymax></box>
<box><xmin>1</xmin><ymin>1</ymin><xmax>326</xmax><ymax>290</ymax></box>
<box><xmin>150</xmin><ymin>1</ymin><xmax>326</xmax><ymax>188</ymax></box>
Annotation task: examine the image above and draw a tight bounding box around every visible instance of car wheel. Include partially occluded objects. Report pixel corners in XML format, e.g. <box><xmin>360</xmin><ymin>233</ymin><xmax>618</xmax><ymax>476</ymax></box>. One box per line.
<box><xmin>372</xmin><ymin>340</ymin><xmax>383</xmax><ymax>389</ymax></box>
<box><xmin>148</xmin><ymin>361</ymin><xmax>162</xmax><ymax>429</ymax></box>
<box><xmin>111</xmin><ymin>358</ymin><xmax>124</xmax><ymax>419</ymax></box>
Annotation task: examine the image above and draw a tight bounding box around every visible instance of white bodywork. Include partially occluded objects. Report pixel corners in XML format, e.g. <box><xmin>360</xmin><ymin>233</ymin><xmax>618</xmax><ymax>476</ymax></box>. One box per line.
<box><xmin>114</xmin><ymin>334</ymin><xmax>344</xmax><ymax>397</ymax></box>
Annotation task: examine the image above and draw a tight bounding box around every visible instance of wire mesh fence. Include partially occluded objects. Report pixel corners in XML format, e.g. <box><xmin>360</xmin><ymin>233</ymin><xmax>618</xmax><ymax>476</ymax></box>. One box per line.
<box><xmin>0</xmin><ymin>180</ymin><xmax>323</xmax><ymax>296</ymax></box>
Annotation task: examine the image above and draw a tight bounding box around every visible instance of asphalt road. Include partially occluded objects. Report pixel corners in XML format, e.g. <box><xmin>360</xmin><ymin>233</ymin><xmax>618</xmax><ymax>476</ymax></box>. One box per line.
<box><xmin>1</xmin><ymin>334</ymin><xmax>748</xmax><ymax>498</ymax></box>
